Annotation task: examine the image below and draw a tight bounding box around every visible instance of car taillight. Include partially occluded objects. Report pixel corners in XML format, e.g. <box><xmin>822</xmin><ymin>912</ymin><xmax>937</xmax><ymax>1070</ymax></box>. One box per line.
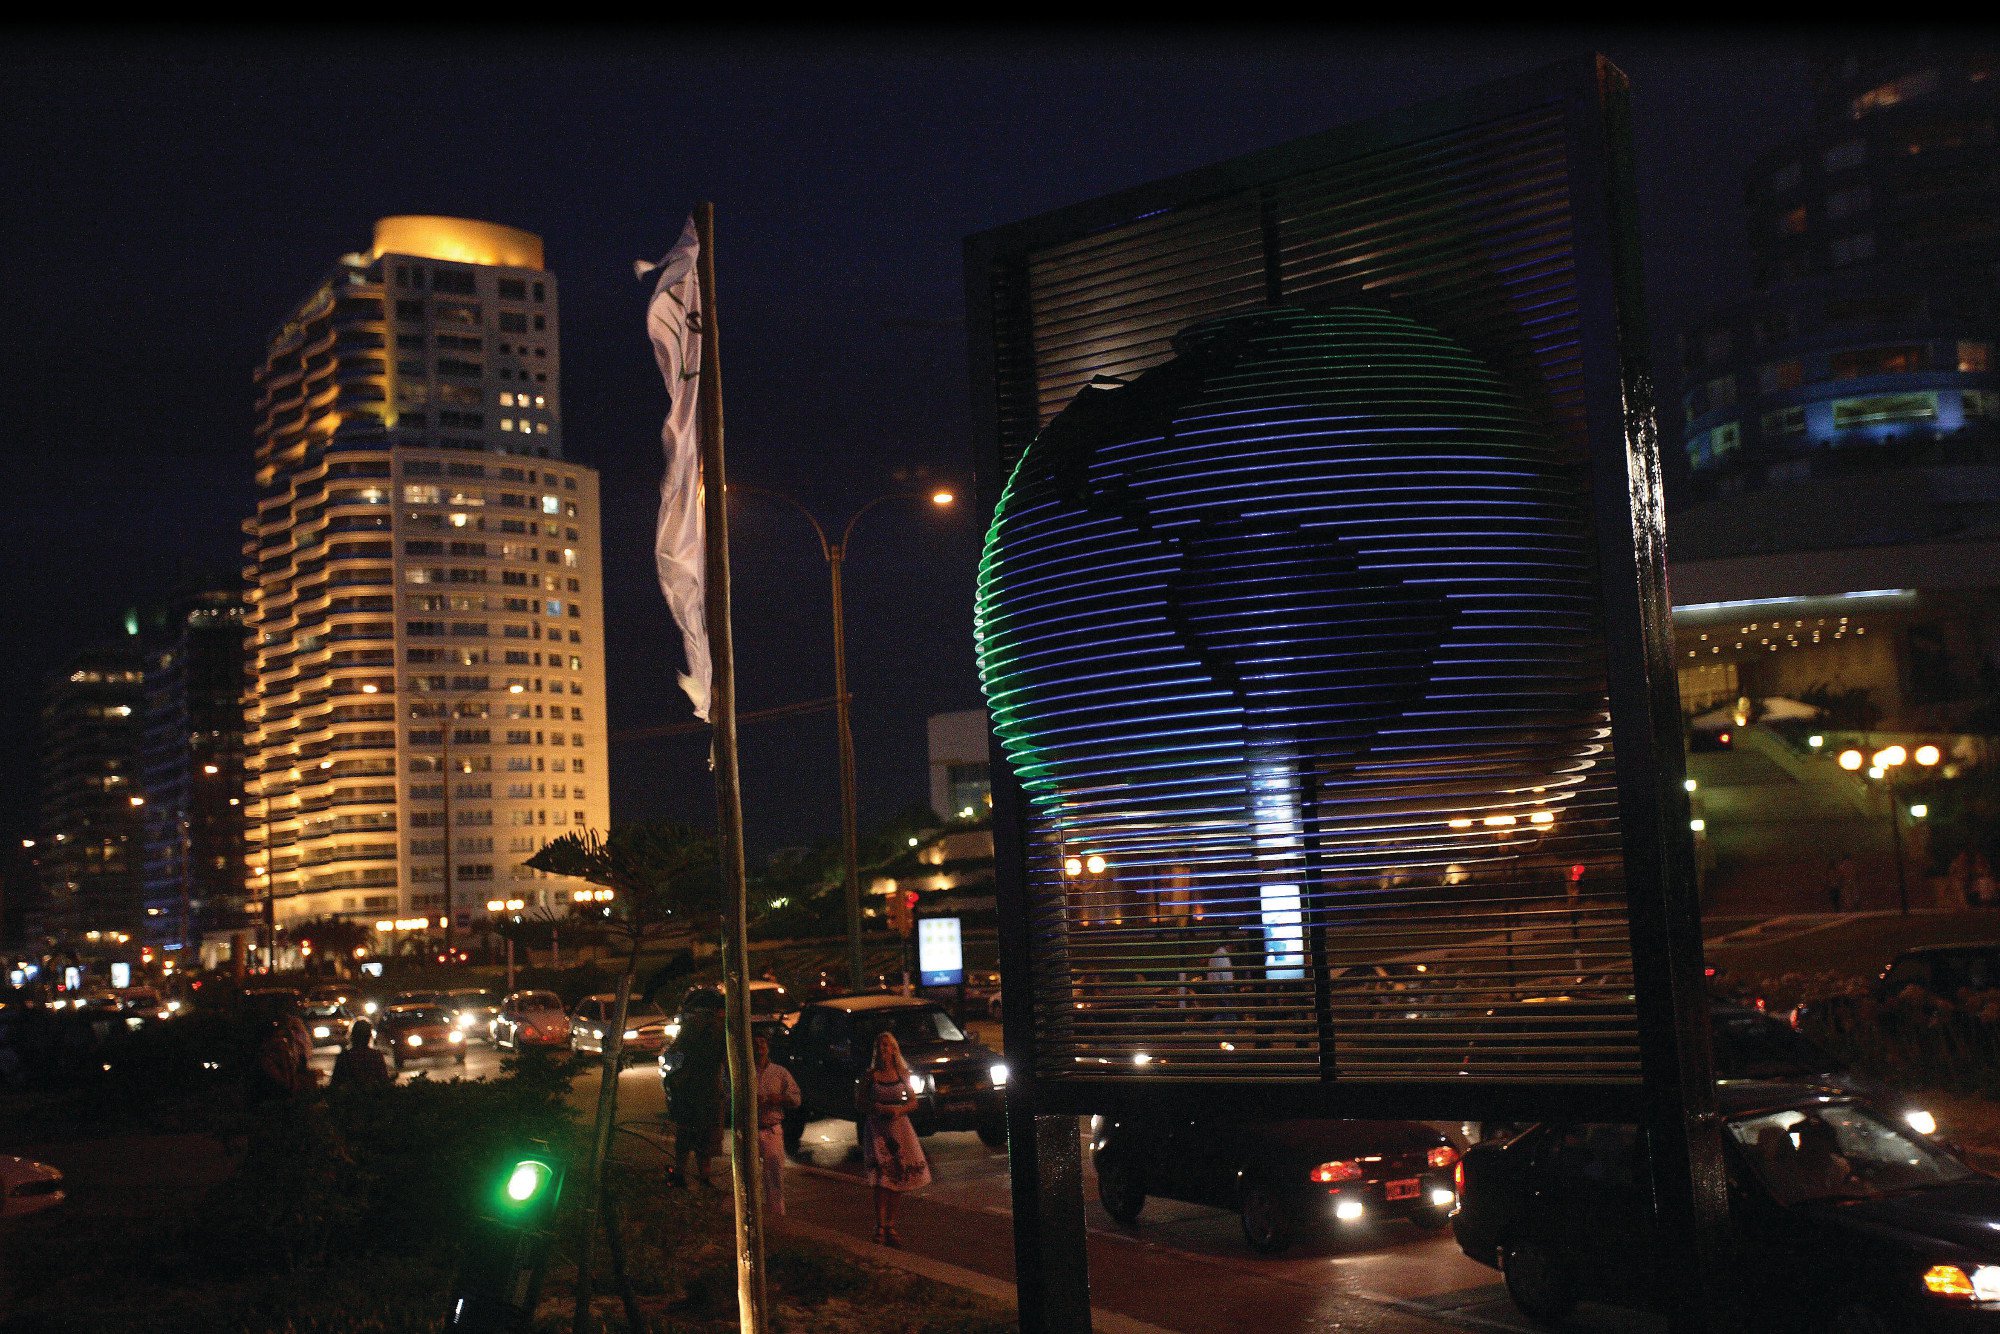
<box><xmin>1454</xmin><ymin>1159</ymin><xmax>1464</xmax><ymax>1194</ymax></box>
<box><xmin>1429</xmin><ymin>1145</ymin><xmax>1460</xmax><ymax>1171</ymax></box>
<box><xmin>519</xmin><ymin>1023</ymin><xmax>537</xmax><ymax>1039</ymax></box>
<box><xmin>1311</xmin><ymin>1160</ymin><xmax>1363</xmax><ymax>1184</ymax></box>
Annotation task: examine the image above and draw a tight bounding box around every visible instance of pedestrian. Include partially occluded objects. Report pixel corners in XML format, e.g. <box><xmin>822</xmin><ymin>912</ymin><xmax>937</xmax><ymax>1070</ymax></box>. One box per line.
<box><xmin>753</xmin><ymin>1033</ymin><xmax>801</xmax><ymax>1214</ymax></box>
<box><xmin>859</xmin><ymin>1030</ymin><xmax>930</xmax><ymax>1246</ymax></box>
<box><xmin>330</xmin><ymin>1019</ymin><xmax>392</xmax><ymax>1090</ymax></box>
<box><xmin>669</xmin><ymin>1005</ymin><xmax>725</xmax><ymax>1189</ymax></box>
<box><xmin>251</xmin><ymin>1017</ymin><xmax>309</xmax><ymax>1104</ymax></box>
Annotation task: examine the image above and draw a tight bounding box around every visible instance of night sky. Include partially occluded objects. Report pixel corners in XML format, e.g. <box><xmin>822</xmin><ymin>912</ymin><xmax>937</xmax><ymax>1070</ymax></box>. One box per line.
<box><xmin>0</xmin><ymin>31</ymin><xmax>1830</xmax><ymax>856</ymax></box>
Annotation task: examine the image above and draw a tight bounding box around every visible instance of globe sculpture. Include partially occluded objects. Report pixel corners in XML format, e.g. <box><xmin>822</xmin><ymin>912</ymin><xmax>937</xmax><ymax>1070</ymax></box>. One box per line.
<box><xmin>975</xmin><ymin>306</ymin><xmax>1638</xmax><ymax>1085</ymax></box>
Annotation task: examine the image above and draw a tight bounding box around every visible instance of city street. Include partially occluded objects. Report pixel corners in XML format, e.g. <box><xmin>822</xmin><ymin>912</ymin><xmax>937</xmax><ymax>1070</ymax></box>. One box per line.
<box><xmin>566</xmin><ymin>1054</ymin><xmax>1662</xmax><ymax>1334</ymax></box>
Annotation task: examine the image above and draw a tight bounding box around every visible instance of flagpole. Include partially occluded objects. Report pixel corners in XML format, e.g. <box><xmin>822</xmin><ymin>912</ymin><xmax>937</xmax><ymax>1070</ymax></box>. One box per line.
<box><xmin>694</xmin><ymin>200</ymin><xmax>770</xmax><ymax>1334</ymax></box>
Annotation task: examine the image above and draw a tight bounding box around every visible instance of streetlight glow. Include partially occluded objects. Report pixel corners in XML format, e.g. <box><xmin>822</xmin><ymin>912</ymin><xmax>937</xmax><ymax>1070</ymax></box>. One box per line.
<box><xmin>930</xmin><ymin>489</ymin><xmax>955</xmax><ymax>506</ymax></box>
<box><xmin>1063</xmin><ymin>856</ymin><xmax>1083</xmax><ymax>877</ymax></box>
<box><xmin>1838</xmin><ymin>749</ymin><xmax>1864</xmax><ymax>771</ymax></box>
<box><xmin>1910</xmin><ymin>804</ymin><xmax>1929</xmax><ymax>820</ymax></box>
<box><xmin>1916</xmin><ymin>744</ymin><xmax>1942</xmax><ymax>767</ymax></box>
<box><xmin>1875</xmin><ymin>746</ymin><xmax>1907</xmax><ymax>768</ymax></box>
<box><xmin>1085</xmin><ymin>854</ymin><xmax>1108</xmax><ymax>874</ymax></box>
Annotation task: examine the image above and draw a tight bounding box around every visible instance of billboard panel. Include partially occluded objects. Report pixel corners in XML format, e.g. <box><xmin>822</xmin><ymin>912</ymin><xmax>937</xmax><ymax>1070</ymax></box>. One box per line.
<box><xmin>968</xmin><ymin>57</ymin><xmax>1708</xmax><ymax>1123</ymax></box>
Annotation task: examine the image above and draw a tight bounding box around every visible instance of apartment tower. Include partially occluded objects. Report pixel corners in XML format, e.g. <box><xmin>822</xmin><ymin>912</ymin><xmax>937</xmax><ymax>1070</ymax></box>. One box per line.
<box><xmin>245</xmin><ymin>217</ymin><xmax>610</xmax><ymax>958</ymax></box>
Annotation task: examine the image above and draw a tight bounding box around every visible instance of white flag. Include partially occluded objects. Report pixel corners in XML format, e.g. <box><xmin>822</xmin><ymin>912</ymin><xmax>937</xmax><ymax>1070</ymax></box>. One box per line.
<box><xmin>638</xmin><ymin>217</ymin><xmax>710</xmax><ymax>721</ymax></box>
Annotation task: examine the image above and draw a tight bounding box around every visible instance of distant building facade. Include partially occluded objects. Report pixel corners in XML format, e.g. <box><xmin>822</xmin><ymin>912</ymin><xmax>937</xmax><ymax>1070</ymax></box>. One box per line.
<box><xmin>139</xmin><ymin>589</ymin><xmax>250</xmax><ymax>964</ymax></box>
<box><xmin>35</xmin><ymin>645</ymin><xmax>148</xmax><ymax>945</ymax></box>
<box><xmin>1674</xmin><ymin>44</ymin><xmax>2000</xmax><ymax>728</ymax></box>
<box><xmin>927</xmin><ymin>709</ymin><xmax>991</xmax><ymax>822</ymax></box>
<box><xmin>243</xmin><ymin>217</ymin><xmax>609</xmax><ymax>955</ymax></box>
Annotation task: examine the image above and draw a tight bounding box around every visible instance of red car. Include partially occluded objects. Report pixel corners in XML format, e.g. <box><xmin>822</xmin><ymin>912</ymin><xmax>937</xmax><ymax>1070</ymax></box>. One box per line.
<box><xmin>373</xmin><ymin>1004</ymin><xmax>468</xmax><ymax>1070</ymax></box>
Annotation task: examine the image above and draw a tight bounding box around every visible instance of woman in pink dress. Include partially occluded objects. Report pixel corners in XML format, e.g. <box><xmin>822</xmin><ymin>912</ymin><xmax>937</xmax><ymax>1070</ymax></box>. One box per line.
<box><xmin>860</xmin><ymin>1031</ymin><xmax>930</xmax><ymax>1245</ymax></box>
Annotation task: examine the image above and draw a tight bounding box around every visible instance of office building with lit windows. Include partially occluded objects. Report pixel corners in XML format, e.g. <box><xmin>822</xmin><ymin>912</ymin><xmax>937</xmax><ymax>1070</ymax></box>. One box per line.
<box><xmin>244</xmin><ymin>217</ymin><xmax>610</xmax><ymax>957</ymax></box>
<box><xmin>1673</xmin><ymin>46</ymin><xmax>2000</xmax><ymax>728</ymax></box>
<box><xmin>138</xmin><ymin>588</ymin><xmax>250</xmax><ymax>964</ymax></box>
<box><xmin>35</xmin><ymin>646</ymin><xmax>148</xmax><ymax>945</ymax></box>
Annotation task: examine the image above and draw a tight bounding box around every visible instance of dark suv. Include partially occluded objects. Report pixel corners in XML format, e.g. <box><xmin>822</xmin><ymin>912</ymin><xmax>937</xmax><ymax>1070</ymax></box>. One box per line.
<box><xmin>775</xmin><ymin>995</ymin><xmax>1007</xmax><ymax>1151</ymax></box>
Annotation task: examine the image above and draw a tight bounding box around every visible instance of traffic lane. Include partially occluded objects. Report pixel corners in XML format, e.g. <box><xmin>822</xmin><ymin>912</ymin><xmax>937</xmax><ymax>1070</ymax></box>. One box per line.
<box><xmin>307</xmin><ymin>1036</ymin><xmax>507</xmax><ymax>1085</ymax></box>
<box><xmin>786</xmin><ymin>1114</ymin><xmax>1659</xmax><ymax>1334</ymax></box>
<box><xmin>782</xmin><ymin>1157</ymin><xmax>1520</xmax><ymax>1334</ymax></box>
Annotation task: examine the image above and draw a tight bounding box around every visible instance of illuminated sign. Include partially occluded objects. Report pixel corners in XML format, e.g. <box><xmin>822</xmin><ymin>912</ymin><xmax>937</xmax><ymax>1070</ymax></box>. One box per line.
<box><xmin>916</xmin><ymin>916</ymin><xmax>966</xmax><ymax>989</ymax></box>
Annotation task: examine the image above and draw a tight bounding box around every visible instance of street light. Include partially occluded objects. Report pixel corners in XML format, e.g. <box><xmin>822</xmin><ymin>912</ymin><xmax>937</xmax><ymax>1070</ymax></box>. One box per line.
<box><xmin>1866</xmin><ymin>742</ymin><xmax>1941</xmax><ymax>915</ymax></box>
<box><xmin>730</xmin><ymin>483</ymin><xmax>959</xmax><ymax>992</ymax></box>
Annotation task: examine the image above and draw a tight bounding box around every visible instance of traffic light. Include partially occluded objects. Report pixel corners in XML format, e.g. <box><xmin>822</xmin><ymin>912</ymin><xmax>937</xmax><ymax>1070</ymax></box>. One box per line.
<box><xmin>887</xmin><ymin>888</ymin><xmax>918</xmax><ymax>937</ymax></box>
<box><xmin>447</xmin><ymin>1144</ymin><xmax>565</xmax><ymax>1332</ymax></box>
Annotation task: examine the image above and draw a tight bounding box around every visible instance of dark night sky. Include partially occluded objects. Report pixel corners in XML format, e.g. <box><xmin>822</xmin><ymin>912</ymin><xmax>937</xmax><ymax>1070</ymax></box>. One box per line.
<box><xmin>0</xmin><ymin>31</ymin><xmax>1829</xmax><ymax>856</ymax></box>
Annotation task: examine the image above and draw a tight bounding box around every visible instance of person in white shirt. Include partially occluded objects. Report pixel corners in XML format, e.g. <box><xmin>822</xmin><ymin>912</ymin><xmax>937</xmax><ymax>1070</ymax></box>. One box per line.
<box><xmin>754</xmin><ymin>1034</ymin><xmax>803</xmax><ymax>1215</ymax></box>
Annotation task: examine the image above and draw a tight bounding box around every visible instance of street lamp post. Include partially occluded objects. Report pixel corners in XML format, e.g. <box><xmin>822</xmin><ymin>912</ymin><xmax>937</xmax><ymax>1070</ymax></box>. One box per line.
<box><xmin>1843</xmin><ymin>742</ymin><xmax>1942</xmax><ymax>914</ymax></box>
<box><xmin>730</xmin><ymin>485</ymin><xmax>956</xmax><ymax>992</ymax></box>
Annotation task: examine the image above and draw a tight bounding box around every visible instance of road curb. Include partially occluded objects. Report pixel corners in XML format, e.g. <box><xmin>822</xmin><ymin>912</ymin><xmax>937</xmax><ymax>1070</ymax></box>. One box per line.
<box><xmin>774</xmin><ymin>1213</ymin><xmax>1177</xmax><ymax>1334</ymax></box>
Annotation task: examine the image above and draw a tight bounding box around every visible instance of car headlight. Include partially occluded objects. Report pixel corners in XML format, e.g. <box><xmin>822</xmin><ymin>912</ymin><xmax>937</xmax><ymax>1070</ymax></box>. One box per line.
<box><xmin>1906</xmin><ymin>1108</ymin><xmax>1939</xmax><ymax>1136</ymax></box>
<box><xmin>363</xmin><ymin>1001</ymin><xmax>378</xmax><ymax>1015</ymax></box>
<box><xmin>593</xmin><ymin>1029</ymin><xmax>604</xmax><ymax>1040</ymax></box>
<box><xmin>664</xmin><ymin>1022</ymin><xmax>681</xmax><ymax>1041</ymax></box>
<box><xmin>407</xmin><ymin>1034</ymin><xmax>423</xmax><ymax>1047</ymax></box>
<box><xmin>989</xmin><ymin>1062</ymin><xmax>1009</xmax><ymax>1088</ymax></box>
<box><xmin>1924</xmin><ymin>1264</ymin><xmax>2000</xmax><ymax>1301</ymax></box>
<box><xmin>312</xmin><ymin>1026</ymin><xmax>331</xmax><ymax>1039</ymax></box>
<box><xmin>448</xmin><ymin>1030</ymin><xmax>464</xmax><ymax>1044</ymax></box>
<box><xmin>908</xmin><ymin>1073</ymin><xmax>927</xmax><ymax>1095</ymax></box>
<box><xmin>457</xmin><ymin>1014</ymin><xmax>475</xmax><ymax>1028</ymax></box>
<box><xmin>623</xmin><ymin>1029</ymin><xmax>640</xmax><ymax>1040</ymax></box>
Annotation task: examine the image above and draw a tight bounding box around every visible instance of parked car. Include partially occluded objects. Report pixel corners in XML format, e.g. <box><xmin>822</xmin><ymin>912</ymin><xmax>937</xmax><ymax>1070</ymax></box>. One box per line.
<box><xmin>490</xmin><ymin>990</ymin><xmax>571</xmax><ymax>1050</ymax></box>
<box><xmin>1876</xmin><ymin>944</ymin><xmax>2000</xmax><ymax>1003</ymax></box>
<box><xmin>569</xmin><ymin>995</ymin><xmax>672</xmax><ymax>1065</ymax></box>
<box><xmin>775</xmin><ymin>995</ymin><xmax>1007</xmax><ymax>1152</ymax></box>
<box><xmin>301</xmin><ymin>1001</ymin><xmax>356</xmax><ymax>1050</ymax></box>
<box><xmin>1453</xmin><ymin>1080</ymin><xmax>2000</xmax><ymax>1331</ymax></box>
<box><xmin>1092</xmin><ymin>1114</ymin><xmax>1458</xmax><ymax>1254</ymax></box>
<box><xmin>372</xmin><ymin>1004</ymin><xmax>467</xmax><ymax>1070</ymax></box>
<box><xmin>0</xmin><ymin>1156</ymin><xmax>64</xmax><ymax>1219</ymax></box>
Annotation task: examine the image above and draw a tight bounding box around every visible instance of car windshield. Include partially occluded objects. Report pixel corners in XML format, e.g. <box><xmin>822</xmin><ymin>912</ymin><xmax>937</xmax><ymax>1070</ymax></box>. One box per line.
<box><xmin>517</xmin><ymin>993</ymin><xmax>562</xmax><ymax>1011</ymax></box>
<box><xmin>449</xmin><ymin>991</ymin><xmax>495</xmax><ymax>1005</ymax></box>
<box><xmin>624</xmin><ymin>1003</ymin><xmax>667</xmax><ymax>1022</ymax></box>
<box><xmin>1730</xmin><ymin>1102</ymin><xmax>1976</xmax><ymax>1205</ymax></box>
<box><xmin>1712</xmin><ymin>1014</ymin><xmax>1840</xmax><ymax>1079</ymax></box>
<box><xmin>390</xmin><ymin>1007</ymin><xmax>452</xmax><ymax>1026</ymax></box>
<box><xmin>750</xmin><ymin>988</ymin><xmax>789</xmax><ymax>1016</ymax></box>
<box><xmin>858</xmin><ymin>1007</ymin><xmax>965</xmax><ymax>1048</ymax></box>
<box><xmin>303</xmin><ymin>1004</ymin><xmax>345</xmax><ymax>1018</ymax></box>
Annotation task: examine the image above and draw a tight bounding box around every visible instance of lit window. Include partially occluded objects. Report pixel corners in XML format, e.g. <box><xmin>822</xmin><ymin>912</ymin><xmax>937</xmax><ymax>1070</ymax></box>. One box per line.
<box><xmin>1757</xmin><ymin>360</ymin><xmax>1803</xmax><ymax>395</ymax></box>
<box><xmin>1959</xmin><ymin>342</ymin><xmax>1990</xmax><ymax>373</ymax></box>
<box><xmin>1760</xmin><ymin>406</ymin><xmax>1806</xmax><ymax>436</ymax></box>
<box><xmin>500</xmin><ymin>419</ymin><xmax>514</xmax><ymax>431</ymax></box>
<box><xmin>1710</xmin><ymin>421</ymin><xmax>1742</xmax><ymax>457</ymax></box>
<box><xmin>499</xmin><ymin>392</ymin><xmax>515</xmax><ymax>407</ymax></box>
<box><xmin>541</xmin><ymin>495</ymin><xmax>560</xmax><ymax>514</ymax></box>
<box><xmin>533</xmin><ymin>395</ymin><xmax>546</xmax><ymax>408</ymax></box>
<box><xmin>1831</xmin><ymin>392</ymin><xmax>1937</xmax><ymax>428</ymax></box>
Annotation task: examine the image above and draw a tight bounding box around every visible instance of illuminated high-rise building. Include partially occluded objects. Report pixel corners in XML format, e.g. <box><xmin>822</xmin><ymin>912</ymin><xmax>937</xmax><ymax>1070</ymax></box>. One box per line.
<box><xmin>245</xmin><ymin>217</ymin><xmax>610</xmax><ymax>959</ymax></box>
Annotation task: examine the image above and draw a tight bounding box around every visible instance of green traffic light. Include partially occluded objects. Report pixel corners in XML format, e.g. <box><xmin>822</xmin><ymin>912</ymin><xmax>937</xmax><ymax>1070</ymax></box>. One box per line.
<box><xmin>504</xmin><ymin>1159</ymin><xmax>552</xmax><ymax>1206</ymax></box>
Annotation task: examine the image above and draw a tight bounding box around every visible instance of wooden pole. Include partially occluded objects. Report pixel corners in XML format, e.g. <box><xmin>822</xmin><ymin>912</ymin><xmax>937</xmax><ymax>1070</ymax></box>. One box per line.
<box><xmin>694</xmin><ymin>200</ymin><xmax>770</xmax><ymax>1334</ymax></box>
